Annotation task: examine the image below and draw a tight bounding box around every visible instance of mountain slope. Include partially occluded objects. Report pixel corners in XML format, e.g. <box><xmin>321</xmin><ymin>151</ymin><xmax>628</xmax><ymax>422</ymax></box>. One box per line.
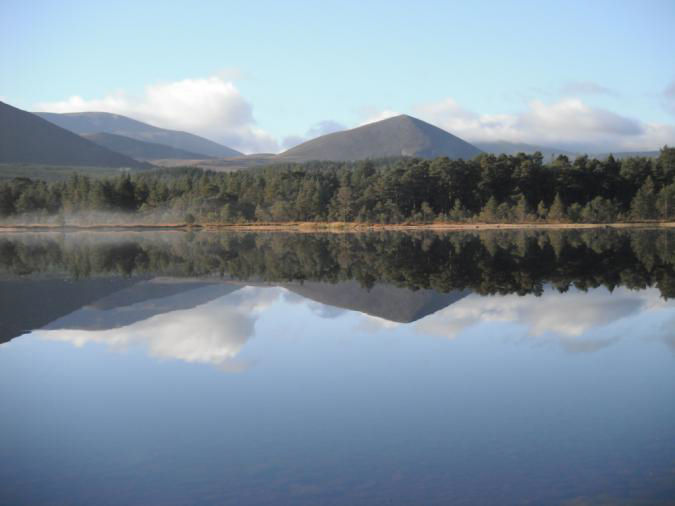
<box><xmin>36</xmin><ymin>111</ymin><xmax>242</xmax><ymax>158</ymax></box>
<box><xmin>278</xmin><ymin>114</ymin><xmax>482</xmax><ymax>161</ymax></box>
<box><xmin>0</xmin><ymin>101</ymin><xmax>149</xmax><ymax>168</ymax></box>
<box><xmin>83</xmin><ymin>132</ymin><xmax>209</xmax><ymax>161</ymax></box>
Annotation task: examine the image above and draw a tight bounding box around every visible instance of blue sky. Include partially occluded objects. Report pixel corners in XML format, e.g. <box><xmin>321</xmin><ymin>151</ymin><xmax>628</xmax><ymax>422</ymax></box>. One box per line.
<box><xmin>1</xmin><ymin>0</ymin><xmax>674</xmax><ymax>153</ymax></box>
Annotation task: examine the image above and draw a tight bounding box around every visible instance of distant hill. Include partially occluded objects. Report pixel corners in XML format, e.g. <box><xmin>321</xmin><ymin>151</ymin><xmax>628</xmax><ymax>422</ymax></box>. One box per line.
<box><xmin>83</xmin><ymin>132</ymin><xmax>209</xmax><ymax>161</ymax></box>
<box><xmin>594</xmin><ymin>150</ymin><xmax>661</xmax><ymax>160</ymax></box>
<box><xmin>473</xmin><ymin>141</ymin><xmax>577</xmax><ymax>160</ymax></box>
<box><xmin>0</xmin><ymin>101</ymin><xmax>149</xmax><ymax>169</ymax></box>
<box><xmin>278</xmin><ymin>114</ymin><xmax>482</xmax><ymax>162</ymax></box>
<box><xmin>153</xmin><ymin>153</ymin><xmax>278</xmax><ymax>171</ymax></box>
<box><xmin>35</xmin><ymin>111</ymin><xmax>242</xmax><ymax>158</ymax></box>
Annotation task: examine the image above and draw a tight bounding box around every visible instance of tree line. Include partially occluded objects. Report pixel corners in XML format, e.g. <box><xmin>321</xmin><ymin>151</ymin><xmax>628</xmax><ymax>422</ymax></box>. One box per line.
<box><xmin>0</xmin><ymin>148</ymin><xmax>674</xmax><ymax>224</ymax></box>
<box><xmin>1</xmin><ymin>229</ymin><xmax>673</xmax><ymax>298</ymax></box>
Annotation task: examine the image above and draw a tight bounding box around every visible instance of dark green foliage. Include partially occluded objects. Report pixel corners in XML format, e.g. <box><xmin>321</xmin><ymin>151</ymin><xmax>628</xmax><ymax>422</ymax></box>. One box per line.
<box><xmin>582</xmin><ymin>197</ymin><xmax>620</xmax><ymax>223</ymax></box>
<box><xmin>630</xmin><ymin>176</ymin><xmax>657</xmax><ymax>220</ymax></box>
<box><xmin>1</xmin><ymin>147</ymin><xmax>673</xmax><ymax>223</ymax></box>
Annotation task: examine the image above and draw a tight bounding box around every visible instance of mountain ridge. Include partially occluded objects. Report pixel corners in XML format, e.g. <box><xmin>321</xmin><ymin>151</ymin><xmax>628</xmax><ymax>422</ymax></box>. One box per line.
<box><xmin>36</xmin><ymin>111</ymin><xmax>242</xmax><ymax>158</ymax></box>
<box><xmin>0</xmin><ymin>101</ymin><xmax>149</xmax><ymax>169</ymax></box>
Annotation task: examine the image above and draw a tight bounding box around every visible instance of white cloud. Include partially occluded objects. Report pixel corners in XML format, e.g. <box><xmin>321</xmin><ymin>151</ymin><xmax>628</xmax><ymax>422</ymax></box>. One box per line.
<box><xmin>35</xmin><ymin>76</ymin><xmax>278</xmax><ymax>154</ymax></box>
<box><xmin>412</xmin><ymin>97</ymin><xmax>674</xmax><ymax>152</ymax></box>
<box><xmin>358</xmin><ymin>108</ymin><xmax>401</xmax><ymax>126</ymax></box>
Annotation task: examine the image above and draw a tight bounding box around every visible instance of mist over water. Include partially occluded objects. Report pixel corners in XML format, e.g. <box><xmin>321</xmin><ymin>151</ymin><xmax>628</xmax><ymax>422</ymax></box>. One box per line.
<box><xmin>0</xmin><ymin>229</ymin><xmax>674</xmax><ymax>505</ymax></box>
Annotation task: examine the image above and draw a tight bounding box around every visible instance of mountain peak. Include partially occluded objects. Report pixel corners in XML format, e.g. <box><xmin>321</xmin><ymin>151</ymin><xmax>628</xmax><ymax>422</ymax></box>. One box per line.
<box><xmin>279</xmin><ymin>114</ymin><xmax>481</xmax><ymax>162</ymax></box>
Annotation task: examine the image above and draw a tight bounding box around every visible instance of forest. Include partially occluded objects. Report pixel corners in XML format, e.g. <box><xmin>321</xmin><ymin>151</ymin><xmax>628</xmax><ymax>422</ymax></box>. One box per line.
<box><xmin>1</xmin><ymin>229</ymin><xmax>673</xmax><ymax>298</ymax></box>
<box><xmin>0</xmin><ymin>148</ymin><xmax>674</xmax><ymax>224</ymax></box>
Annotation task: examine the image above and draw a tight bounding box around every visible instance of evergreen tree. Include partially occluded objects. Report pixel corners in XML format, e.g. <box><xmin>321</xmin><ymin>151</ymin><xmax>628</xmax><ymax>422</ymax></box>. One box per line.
<box><xmin>548</xmin><ymin>193</ymin><xmax>566</xmax><ymax>222</ymax></box>
<box><xmin>630</xmin><ymin>176</ymin><xmax>657</xmax><ymax>220</ymax></box>
<box><xmin>479</xmin><ymin>197</ymin><xmax>499</xmax><ymax>223</ymax></box>
<box><xmin>514</xmin><ymin>194</ymin><xmax>529</xmax><ymax>222</ymax></box>
<box><xmin>656</xmin><ymin>183</ymin><xmax>675</xmax><ymax>220</ymax></box>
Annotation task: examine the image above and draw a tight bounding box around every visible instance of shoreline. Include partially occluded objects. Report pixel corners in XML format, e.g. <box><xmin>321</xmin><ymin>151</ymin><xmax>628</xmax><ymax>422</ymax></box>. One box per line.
<box><xmin>0</xmin><ymin>221</ymin><xmax>673</xmax><ymax>233</ymax></box>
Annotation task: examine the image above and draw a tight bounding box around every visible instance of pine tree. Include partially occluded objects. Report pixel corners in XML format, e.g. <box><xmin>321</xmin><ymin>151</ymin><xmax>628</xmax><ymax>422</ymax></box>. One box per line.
<box><xmin>548</xmin><ymin>193</ymin><xmax>566</xmax><ymax>222</ymax></box>
<box><xmin>656</xmin><ymin>183</ymin><xmax>675</xmax><ymax>220</ymax></box>
<box><xmin>514</xmin><ymin>194</ymin><xmax>529</xmax><ymax>222</ymax></box>
<box><xmin>630</xmin><ymin>176</ymin><xmax>657</xmax><ymax>220</ymax></box>
<box><xmin>479</xmin><ymin>197</ymin><xmax>499</xmax><ymax>223</ymax></box>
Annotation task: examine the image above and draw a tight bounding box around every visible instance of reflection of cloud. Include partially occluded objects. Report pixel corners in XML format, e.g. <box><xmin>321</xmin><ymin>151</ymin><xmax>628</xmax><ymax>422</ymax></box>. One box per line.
<box><xmin>37</xmin><ymin>287</ymin><xmax>282</xmax><ymax>371</ymax></box>
<box><xmin>281</xmin><ymin>289</ymin><xmax>347</xmax><ymax>318</ymax></box>
<box><xmin>307</xmin><ymin>302</ymin><xmax>347</xmax><ymax>319</ymax></box>
<box><xmin>415</xmin><ymin>287</ymin><xmax>670</xmax><ymax>352</ymax></box>
<box><xmin>356</xmin><ymin>314</ymin><xmax>401</xmax><ymax>333</ymax></box>
<box><xmin>658</xmin><ymin>315</ymin><xmax>675</xmax><ymax>353</ymax></box>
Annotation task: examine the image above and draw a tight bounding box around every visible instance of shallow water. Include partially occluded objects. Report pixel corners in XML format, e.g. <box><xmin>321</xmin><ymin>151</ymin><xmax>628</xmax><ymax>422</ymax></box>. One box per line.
<box><xmin>1</xmin><ymin>230</ymin><xmax>674</xmax><ymax>505</ymax></box>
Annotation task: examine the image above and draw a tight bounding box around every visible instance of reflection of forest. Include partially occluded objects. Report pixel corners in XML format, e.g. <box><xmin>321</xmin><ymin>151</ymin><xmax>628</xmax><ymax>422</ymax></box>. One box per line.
<box><xmin>0</xmin><ymin>229</ymin><xmax>673</xmax><ymax>298</ymax></box>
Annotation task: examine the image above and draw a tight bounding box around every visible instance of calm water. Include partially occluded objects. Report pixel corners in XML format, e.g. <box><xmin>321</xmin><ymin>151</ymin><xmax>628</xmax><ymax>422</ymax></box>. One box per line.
<box><xmin>1</xmin><ymin>229</ymin><xmax>674</xmax><ymax>505</ymax></box>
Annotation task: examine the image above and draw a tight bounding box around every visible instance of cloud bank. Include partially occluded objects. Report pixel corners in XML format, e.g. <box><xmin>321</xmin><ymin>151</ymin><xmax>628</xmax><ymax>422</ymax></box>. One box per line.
<box><xmin>413</xmin><ymin>97</ymin><xmax>674</xmax><ymax>152</ymax></box>
<box><xmin>35</xmin><ymin>76</ymin><xmax>278</xmax><ymax>154</ymax></box>
<box><xmin>33</xmin><ymin>75</ymin><xmax>675</xmax><ymax>154</ymax></box>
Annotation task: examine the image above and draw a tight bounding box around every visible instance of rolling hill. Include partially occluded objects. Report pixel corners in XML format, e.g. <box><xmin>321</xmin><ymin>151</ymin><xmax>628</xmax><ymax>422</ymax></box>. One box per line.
<box><xmin>278</xmin><ymin>114</ymin><xmax>482</xmax><ymax>161</ymax></box>
<box><xmin>0</xmin><ymin>101</ymin><xmax>149</xmax><ymax>169</ymax></box>
<box><xmin>35</xmin><ymin>111</ymin><xmax>242</xmax><ymax>158</ymax></box>
<box><xmin>82</xmin><ymin>132</ymin><xmax>209</xmax><ymax>161</ymax></box>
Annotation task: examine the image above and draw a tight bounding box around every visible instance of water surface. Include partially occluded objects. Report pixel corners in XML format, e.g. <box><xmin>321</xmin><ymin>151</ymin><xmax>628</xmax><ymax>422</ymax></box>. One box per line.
<box><xmin>1</xmin><ymin>229</ymin><xmax>674</xmax><ymax>505</ymax></box>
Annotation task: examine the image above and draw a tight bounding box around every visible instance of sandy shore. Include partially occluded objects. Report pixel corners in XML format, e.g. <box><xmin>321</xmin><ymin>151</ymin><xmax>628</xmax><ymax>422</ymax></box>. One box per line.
<box><xmin>0</xmin><ymin>221</ymin><xmax>673</xmax><ymax>233</ymax></box>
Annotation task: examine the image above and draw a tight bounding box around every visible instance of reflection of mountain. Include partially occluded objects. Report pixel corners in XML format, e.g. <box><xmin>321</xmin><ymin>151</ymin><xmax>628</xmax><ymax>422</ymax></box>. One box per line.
<box><xmin>0</xmin><ymin>278</ymin><xmax>144</xmax><ymax>344</ymax></box>
<box><xmin>45</xmin><ymin>280</ymin><xmax>241</xmax><ymax>331</ymax></box>
<box><xmin>283</xmin><ymin>281</ymin><xmax>469</xmax><ymax>323</ymax></box>
<box><xmin>1</xmin><ymin>274</ymin><xmax>470</xmax><ymax>346</ymax></box>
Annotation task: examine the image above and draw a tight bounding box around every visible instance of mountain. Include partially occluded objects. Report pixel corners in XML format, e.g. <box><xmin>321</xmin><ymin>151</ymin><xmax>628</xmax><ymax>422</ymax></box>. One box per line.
<box><xmin>35</xmin><ymin>111</ymin><xmax>242</xmax><ymax>158</ymax></box>
<box><xmin>278</xmin><ymin>114</ymin><xmax>482</xmax><ymax>162</ymax></box>
<box><xmin>473</xmin><ymin>141</ymin><xmax>577</xmax><ymax>160</ymax></box>
<box><xmin>82</xmin><ymin>132</ymin><xmax>208</xmax><ymax>161</ymax></box>
<box><xmin>0</xmin><ymin>101</ymin><xmax>149</xmax><ymax>169</ymax></box>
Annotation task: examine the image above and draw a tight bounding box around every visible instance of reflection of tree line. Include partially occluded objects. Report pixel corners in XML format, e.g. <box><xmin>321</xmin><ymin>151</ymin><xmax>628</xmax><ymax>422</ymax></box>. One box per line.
<box><xmin>0</xmin><ymin>229</ymin><xmax>673</xmax><ymax>298</ymax></box>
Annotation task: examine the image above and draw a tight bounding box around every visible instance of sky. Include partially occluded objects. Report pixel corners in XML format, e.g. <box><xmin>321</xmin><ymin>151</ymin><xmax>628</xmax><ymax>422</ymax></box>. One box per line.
<box><xmin>1</xmin><ymin>0</ymin><xmax>674</xmax><ymax>154</ymax></box>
